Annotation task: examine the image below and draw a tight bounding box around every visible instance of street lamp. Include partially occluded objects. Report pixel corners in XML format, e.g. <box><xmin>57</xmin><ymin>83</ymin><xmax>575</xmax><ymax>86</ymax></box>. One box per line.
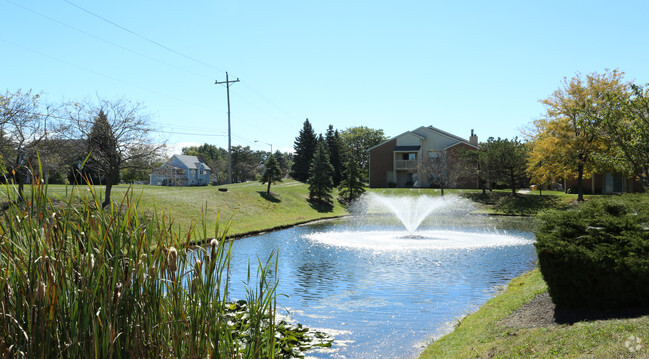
<box><xmin>254</xmin><ymin>140</ymin><xmax>272</xmax><ymax>153</ymax></box>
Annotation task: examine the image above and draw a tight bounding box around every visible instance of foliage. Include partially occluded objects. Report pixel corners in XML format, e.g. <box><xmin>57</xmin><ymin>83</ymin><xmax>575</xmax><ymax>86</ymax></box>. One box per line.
<box><xmin>260</xmin><ymin>153</ymin><xmax>283</xmax><ymax>195</ymax></box>
<box><xmin>308</xmin><ymin>138</ymin><xmax>334</xmax><ymax>204</ymax></box>
<box><xmin>338</xmin><ymin>151</ymin><xmax>365</xmax><ymax>203</ymax></box>
<box><xmin>527</xmin><ymin>70</ymin><xmax>627</xmax><ymax>201</ymax></box>
<box><xmin>535</xmin><ymin>194</ymin><xmax>649</xmax><ymax>309</ymax></box>
<box><xmin>68</xmin><ymin>97</ymin><xmax>165</xmax><ymax>207</ymax></box>
<box><xmin>0</xmin><ymin>178</ymin><xmax>330</xmax><ymax>357</ymax></box>
<box><xmin>600</xmin><ymin>83</ymin><xmax>649</xmax><ymax>190</ymax></box>
<box><xmin>339</xmin><ymin>126</ymin><xmax>387</xmax><ymax>180</ymax></box>
<box><xmin>230</xmin><ymin>145</ymin><xmax>265</xmax><ymax>183</ymax></box>
<box><xmin>483</xmin><ymin>137</ymin><xmax>529</xmax><ymax>195</ymax></box>
<box><xmin>325</xmin><ymin>125</ymin><xmax>345</xmax><ymax>186</ymax></box>
<box><xmin>273</xmin><ymin>150</ymin><xmax>293</xmax><ymax>178</ymax></box>
<box><xmin>292</xmin><ymin>119</ymin><xmax>318</xmax><ymax>181</ymax></box>
<box><xmin>0</xmin><ymin>89</ymin><xmax>66</xmax><ymax>200</ymax></box>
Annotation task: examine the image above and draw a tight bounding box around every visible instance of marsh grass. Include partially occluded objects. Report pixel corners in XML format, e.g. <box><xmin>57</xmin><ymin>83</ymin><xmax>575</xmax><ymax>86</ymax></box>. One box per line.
<box><xmin>0</xmin><ymin>175</ymin><xmax>291</xmax><ymax>358</ymax></box>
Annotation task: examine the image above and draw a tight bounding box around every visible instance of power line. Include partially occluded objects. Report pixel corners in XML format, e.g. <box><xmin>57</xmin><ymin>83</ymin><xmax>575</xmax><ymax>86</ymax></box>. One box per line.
<box><xmin>59</xmin><ymin>1</ymin><xmax>302</xmax><ymax>129</ymax></box>
<box><xmin>0</xmin><ymin>38</ymin><xmax>217</xmax><ymax>112</ymax></box>
<box><xmin>63</xmin><ymin>0</ymin><xmax>224</xmax><ymax>73</ymax></box>
<box><xmin>5</xmin><ymin>0</ymin><xmax>213</xmax><ymax>81</ymax></box>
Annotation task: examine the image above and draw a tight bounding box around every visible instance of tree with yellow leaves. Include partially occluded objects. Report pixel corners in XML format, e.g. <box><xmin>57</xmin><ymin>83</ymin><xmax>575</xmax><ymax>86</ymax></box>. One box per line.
<box><xmin>527</xmin><ymin>70</ymin><xmax>627</xmax><ymax>201</ymax></box>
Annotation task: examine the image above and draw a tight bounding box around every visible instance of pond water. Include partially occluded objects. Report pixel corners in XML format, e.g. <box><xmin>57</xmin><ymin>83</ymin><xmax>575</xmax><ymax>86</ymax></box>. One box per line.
<box><xmin>220</xmin><ymin>215</ymin><xmax>537</xmax><ymax>359</ymax></box>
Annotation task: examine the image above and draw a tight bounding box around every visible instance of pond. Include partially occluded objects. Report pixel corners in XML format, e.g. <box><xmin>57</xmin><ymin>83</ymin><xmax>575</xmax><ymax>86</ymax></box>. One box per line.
<box><xmin>221</xmin><ymin>213</ymin><xmax>537</xmax><ymax>358</ymax></box>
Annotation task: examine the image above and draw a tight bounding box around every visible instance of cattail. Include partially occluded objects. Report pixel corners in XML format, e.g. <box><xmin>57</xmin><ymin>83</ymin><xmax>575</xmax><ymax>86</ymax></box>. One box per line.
<box><xmin>210</xmin><ymin>238</ymin><xmax>218</xmax><ymax>257</ymax></box>
<box><xmin>113</xmin><ymin>282</ymin><xmax>122</xmax><ymax>306</ymax></box>
<box><xmin>167</xmin><ymin>247</ymin><xmax>178</xmax><ymax>273</ymax></box>
<box><xmin>36</xmin><ymin>281</ymin><xmax>46</xmax><ymax>301</ymax></box>
<box><xmin>194</xmin><ymin>259</ymin><xmax>202</xmax><ymax>276</ymax></box>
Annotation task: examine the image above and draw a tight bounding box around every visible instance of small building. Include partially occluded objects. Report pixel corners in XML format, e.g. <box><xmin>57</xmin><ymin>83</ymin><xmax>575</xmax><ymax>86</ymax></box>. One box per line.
<box><xmin>564</xmin><ymin>173</ymin><xmax>643</xmax><ymax>194</ymax></box>
<box><xmin>150</xmin><ymin>154</ymin><xmax>211</xmax><ymax>186</ymax></box>
<box><xmin>369</xmin><ymin>126</ymin><xmax>479</xmax><ymax>188</ymax></box>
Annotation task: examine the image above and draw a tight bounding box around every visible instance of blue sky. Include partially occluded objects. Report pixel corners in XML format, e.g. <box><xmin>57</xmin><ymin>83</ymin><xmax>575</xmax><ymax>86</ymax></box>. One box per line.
<box><xmin>2</xmin><ymin>1</ymin><xmax>649</xmax><ymax>154</ymax></box>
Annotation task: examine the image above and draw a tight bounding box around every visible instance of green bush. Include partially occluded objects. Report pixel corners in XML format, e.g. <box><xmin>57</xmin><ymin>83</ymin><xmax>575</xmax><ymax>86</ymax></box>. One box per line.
<box><xmin>535</xmin><ymin>194</ymin><xmax>649</xmax><ymax>309</ymax></box>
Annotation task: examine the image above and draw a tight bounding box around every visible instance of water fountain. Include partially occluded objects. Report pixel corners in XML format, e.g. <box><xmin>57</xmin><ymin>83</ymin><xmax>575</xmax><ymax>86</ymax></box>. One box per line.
<box><xmin>305</xmin><ymin>193</ymin><xmax>533</xmax><ymax>251</ymax></box>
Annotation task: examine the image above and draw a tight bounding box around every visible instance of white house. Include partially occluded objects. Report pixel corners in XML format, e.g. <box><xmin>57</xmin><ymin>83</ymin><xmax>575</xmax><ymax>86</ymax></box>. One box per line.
<box><xmin>150</xmin><ymin>154</ymin><xmax>211</xmax><ymax>186</ymax></box>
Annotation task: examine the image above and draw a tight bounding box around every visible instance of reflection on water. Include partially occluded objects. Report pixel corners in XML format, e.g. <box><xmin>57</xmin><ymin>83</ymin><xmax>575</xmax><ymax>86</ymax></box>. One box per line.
<box><xmin>212</xmin><ymin>217</ymin><xmax>537</xmax><ymax>359</ymax></box>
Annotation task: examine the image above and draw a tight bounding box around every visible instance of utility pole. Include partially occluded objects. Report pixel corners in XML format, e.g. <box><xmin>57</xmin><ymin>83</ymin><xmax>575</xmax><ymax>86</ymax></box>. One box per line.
<box><xmin>215</xmin><ymin>72</ymin><xmax>239</xmax><ymax>184</ymax></box>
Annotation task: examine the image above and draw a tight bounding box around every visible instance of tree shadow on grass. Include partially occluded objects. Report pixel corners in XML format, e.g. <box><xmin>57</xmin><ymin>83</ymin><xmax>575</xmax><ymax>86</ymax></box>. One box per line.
<box><xmin>258</xmin><ymin>191</ymin><xmax>281</xmax><ymax>203</ymax></box>
<box><xmin>307</xmin><ymin>199</ymin><xmax>334</xmax><ymax>213</ymax></box>
<box><xmin>462</xmin><ymin>192</ymin><xmax>567</xmax><ymax>215</ymax></box>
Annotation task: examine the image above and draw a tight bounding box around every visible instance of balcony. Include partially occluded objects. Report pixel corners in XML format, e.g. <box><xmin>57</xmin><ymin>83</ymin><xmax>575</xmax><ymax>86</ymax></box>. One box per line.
<box><xmin>395</xmin><ymin>159</ymin><xmax>418</xmax><ymax>170</ymax></box>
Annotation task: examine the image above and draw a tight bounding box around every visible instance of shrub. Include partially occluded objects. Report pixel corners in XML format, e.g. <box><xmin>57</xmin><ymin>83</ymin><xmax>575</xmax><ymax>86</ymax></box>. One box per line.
<box><xmin>535</xmin><ymin>194</ymin><xmax>649</xmax><ymax>309</ymax></box>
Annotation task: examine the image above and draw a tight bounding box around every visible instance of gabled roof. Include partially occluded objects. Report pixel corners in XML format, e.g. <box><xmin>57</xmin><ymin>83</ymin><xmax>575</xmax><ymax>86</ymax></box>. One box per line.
<box><xmin>173</xmin><ymin>154</ymin><xmax>211</xmax><ymax>171</ymax></box>
<box><xmin>368</xmin><ymin>130</ymin><xmax>424</xmax><ymax>151</ymax></box>
<box><xmin>368</xmin><ymin>125</ymin><xmax>478</xmax><ymax>151</ymax></box>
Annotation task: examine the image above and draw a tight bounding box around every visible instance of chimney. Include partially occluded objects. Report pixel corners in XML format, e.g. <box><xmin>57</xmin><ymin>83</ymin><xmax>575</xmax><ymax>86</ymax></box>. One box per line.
<box><xmin>469</xmin><ymin>129</ymin><xmax>478</xmax><ymax>145</ymax></box>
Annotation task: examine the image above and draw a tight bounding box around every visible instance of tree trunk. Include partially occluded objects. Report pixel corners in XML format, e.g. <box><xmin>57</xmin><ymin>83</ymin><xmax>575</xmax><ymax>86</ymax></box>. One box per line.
<box><xmin>266</xmin><ymin>181</ymin><xmax>271</xmax><ymax>195</ymax></box>
<box><xmin>509</xmin><ymin>169</ymin><xmax>517</xmax><ymax>196</ymax></box>
<box><xmin>102</xmin><ymin>169</ymin><xmax>119</xmax><ymax>208</ymax></box>
<box><xmin>440</xmin><ymin>186</ymin><xmax>445</xmax><ymax>196</ymax></box>
<box><xmin>577</xmin><ymin>163</ymin><xmax>585</xmax><ymax>202</ymax></box>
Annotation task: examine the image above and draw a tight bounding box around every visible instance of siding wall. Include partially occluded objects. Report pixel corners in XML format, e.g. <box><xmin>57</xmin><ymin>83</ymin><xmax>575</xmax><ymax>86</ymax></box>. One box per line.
<box><xmin>369</xmin><ymin>139</ymin><xmax>397</xmax><ymax>188</ymax></box>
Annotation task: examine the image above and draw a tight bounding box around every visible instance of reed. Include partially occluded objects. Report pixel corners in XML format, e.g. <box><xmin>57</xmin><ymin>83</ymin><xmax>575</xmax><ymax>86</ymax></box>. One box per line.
<box><xmin>0</xmin><ymin>173</ymin><xmax>288</xmax><ymax>358</ymax></box>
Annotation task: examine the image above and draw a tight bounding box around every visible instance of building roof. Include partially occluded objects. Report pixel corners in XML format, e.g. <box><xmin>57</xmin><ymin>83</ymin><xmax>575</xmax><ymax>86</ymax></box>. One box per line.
<box><xmin>368</xmin><ymin>125</ymin><xmax>478</xmax><ymax>151</ymax></box>
<box><xmin>173</xmin><ymin>154</ymin><xmax>211</xmax><ymax>171</ymax></box>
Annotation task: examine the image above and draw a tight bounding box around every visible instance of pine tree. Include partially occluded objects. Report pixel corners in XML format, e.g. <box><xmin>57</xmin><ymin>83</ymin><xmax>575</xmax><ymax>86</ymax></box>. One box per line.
<box><xmin>325</xmin><ymin>125</ymin><xmax>345</xmax><ymax>186</ymax></box>
<box><xmin>86</xmin><ymin>109</ymin><xmax>121</xmax><ymax>207</ymax></box>
<box><xmin>291</xmin><ymin>119</ymin><xmax>317</xmax><ymax>181</ymax></box>
<box><xmin>260</xmin><ymin>153</ymin><xmax>283</xmax><ymax>195</ymax></box>
<box><xmin>308</xmin><ymin>137</ymin><xmax>334</xmax><ymax>204</ymax></box>
<box><xmin>338</xmin><ymin>151</ymin><xmax>365</xmax><ymax>203</ymax></box>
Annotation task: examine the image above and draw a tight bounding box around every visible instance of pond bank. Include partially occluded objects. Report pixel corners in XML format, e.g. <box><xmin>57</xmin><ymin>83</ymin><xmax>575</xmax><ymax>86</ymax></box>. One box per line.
<box><xmin>419</xmin><ymin>269</ymin><xmax>649</xmax><ymax>358</ymax></box>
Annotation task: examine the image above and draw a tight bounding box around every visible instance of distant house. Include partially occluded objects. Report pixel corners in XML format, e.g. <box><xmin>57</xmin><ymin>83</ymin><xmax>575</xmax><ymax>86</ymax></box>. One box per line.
<box><xmin>369</xmin><ymin>126</ymin><xmax>479</xmax><ymax>188</ymax></box>
<box><xmin>564</xmin><ymin>173</ymin><xmax>643</xmax><ymax>194</ymax></box>
<box><xmin>150</xmin><ymin>154</ymin><xmax>211</xmax><ymax>186</ymax></box>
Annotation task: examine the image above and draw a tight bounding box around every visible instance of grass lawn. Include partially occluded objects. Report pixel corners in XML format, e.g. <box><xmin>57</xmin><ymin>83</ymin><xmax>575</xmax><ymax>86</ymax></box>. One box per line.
<box><xmin>420</xmin><ymin>269</ymin><xmax>649</xmax><ymax>358</ymax></box>
<box><xmin>3</xmin><ymin>180</ymin><xmax>348</xmax><ymax>238</ymax></box>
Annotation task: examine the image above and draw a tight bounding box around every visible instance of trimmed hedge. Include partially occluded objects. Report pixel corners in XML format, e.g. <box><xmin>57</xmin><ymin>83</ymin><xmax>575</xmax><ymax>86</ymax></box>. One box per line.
<box><xmin>535</xmin><ymin>195</ymin><xmax>649</xmax><ymax>309</ymax></box>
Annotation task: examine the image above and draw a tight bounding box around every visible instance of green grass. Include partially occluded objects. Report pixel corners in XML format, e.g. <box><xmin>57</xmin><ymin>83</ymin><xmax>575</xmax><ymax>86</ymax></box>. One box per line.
<box><xmin>420</xmin><ymin>269</ymin><xmax>649</xmax><ymax>358</ymax></box>
<box><xmin>3</xmin><ymin>180</ymin><xmax>348</xmax><ymax>238</ymax></box>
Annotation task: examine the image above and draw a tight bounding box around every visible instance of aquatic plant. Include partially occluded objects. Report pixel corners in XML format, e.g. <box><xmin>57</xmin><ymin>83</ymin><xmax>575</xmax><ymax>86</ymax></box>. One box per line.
<box><xmin>0</xmin><ymin>173</ymin><xmax>330</xmax><ymax>357</ymax></box>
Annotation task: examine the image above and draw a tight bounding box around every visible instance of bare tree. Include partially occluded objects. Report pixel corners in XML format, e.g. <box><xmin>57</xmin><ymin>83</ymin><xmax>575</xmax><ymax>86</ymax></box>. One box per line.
<box><xmin>67</xmin><ymin>97</ymin><xmax>165</xmax><ymax>207</ymax></box>
<box><xmin>418</xmin><ymin>150</ymin><xmax>464</xmax><ymax>196</ymax></box>
<box><xmin>0</xmin><ymin>90</ymin><xmax>66</xmax><ymax>201</ymax></box>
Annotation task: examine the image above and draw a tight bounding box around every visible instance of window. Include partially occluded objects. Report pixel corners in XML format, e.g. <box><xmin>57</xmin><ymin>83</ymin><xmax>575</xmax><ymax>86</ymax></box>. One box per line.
<box><xmin>402</xmin><ymin>153</ymin><xmax>417</xmax><ymax>160</ymax></box>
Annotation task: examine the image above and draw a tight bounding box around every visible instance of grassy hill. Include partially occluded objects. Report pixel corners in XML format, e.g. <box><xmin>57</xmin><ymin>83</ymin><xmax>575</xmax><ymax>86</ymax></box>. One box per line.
<box><xmin>11</xmin><ymin>180</ymin><xmax>348</xmax><ymax>238</ymax></box>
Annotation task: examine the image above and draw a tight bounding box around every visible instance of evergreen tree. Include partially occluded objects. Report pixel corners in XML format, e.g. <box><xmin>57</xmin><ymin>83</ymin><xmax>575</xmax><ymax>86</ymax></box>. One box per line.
<box><xmin>325</xmin><ymin>125</ymin><xmax>345</xmax><ymax>186</ymax></box>
<box><xmin>338</xmin><ymin>151</ymin><xmax>365</xmax><ymax>203</ymax></box>
<box><xmin>86</xmin><ymin>109</ymin><xmax>121</xmax><ymax>206</ymax></box>
<box><xmin>308</xmin><ymin>137</ymin><xmax>334</xmax><ymax>204</ymax></box>
<box><xmin>260</xmin><ymin>153</ymin><xmax>283</xmax><ymax>195</ymax></box>
<box><xmin>291</xmin><ymin>119</ymin><xmax>317</xmax><ymax>181</ymax></box>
